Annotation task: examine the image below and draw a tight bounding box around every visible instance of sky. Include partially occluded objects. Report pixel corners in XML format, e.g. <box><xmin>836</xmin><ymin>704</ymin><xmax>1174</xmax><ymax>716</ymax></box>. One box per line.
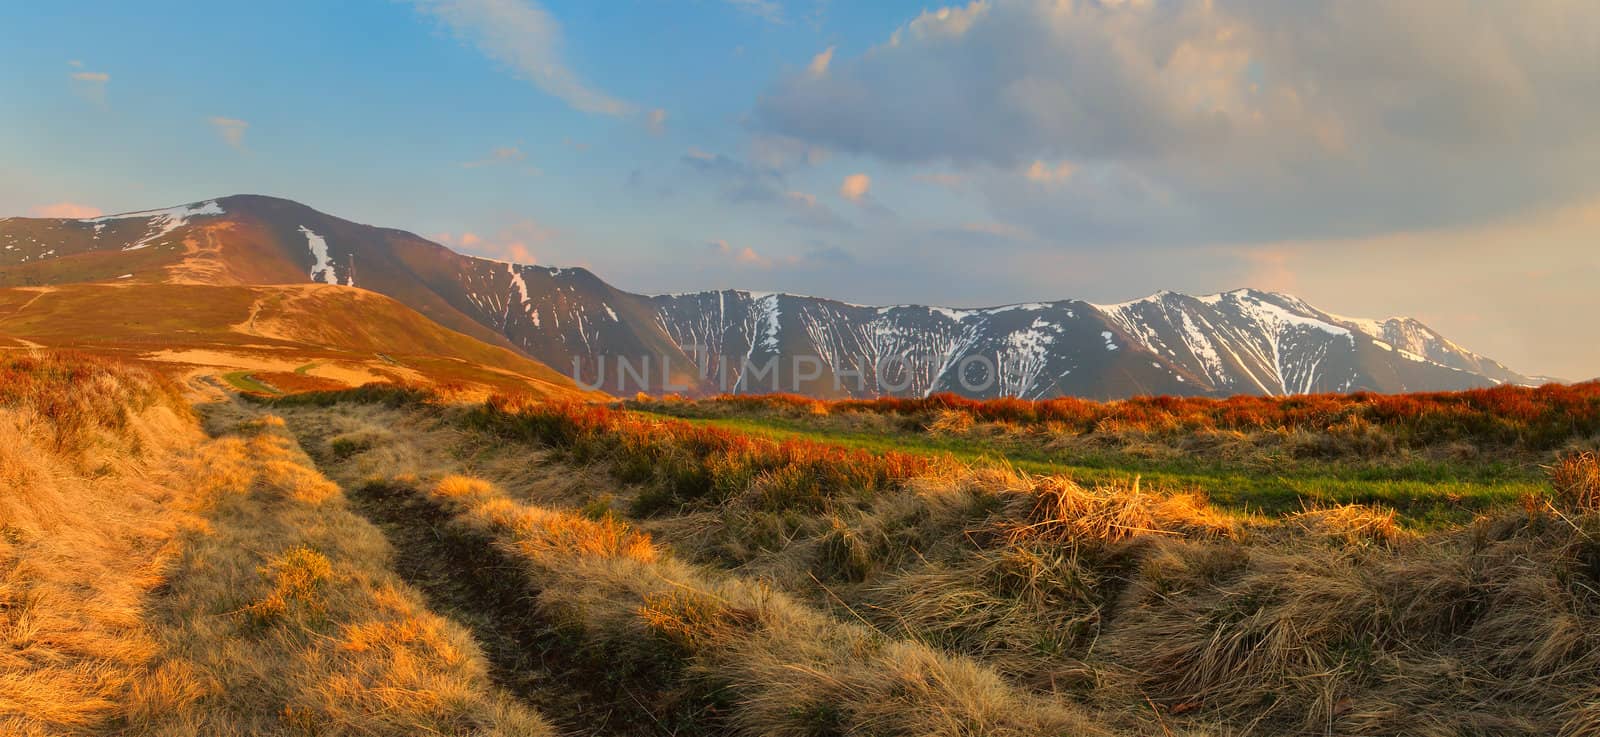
<box><xmin>2</xmin><ymin>0</ymin><xmax>1598</xmax><ymax>380</ymax></box>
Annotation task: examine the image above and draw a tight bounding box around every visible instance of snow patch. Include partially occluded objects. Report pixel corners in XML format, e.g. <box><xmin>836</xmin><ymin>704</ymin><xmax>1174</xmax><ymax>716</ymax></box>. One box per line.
<box><xmin>89</xmin><ymin>201</ymin><xmax>224</xmax><ymax>251</ymax></box>
<box><xmin>299</xmin><ymin>226</ymin><xmax>348</xmax><ymax>285</ymax></box>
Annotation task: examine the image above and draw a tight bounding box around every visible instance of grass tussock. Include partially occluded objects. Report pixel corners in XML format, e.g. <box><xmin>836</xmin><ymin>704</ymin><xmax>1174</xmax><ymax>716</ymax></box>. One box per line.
<box><xmin>1551</xmin><ymin>450</ymin><xmax>1600</xmax><ymax>512</ymax></box>
<box><xmin>412</xmin><ymin>473</ymin><xmax>1122</xmax><ymax>737</ymax></box>
<box><xmin>1288</xmin><ymin>503</ymin><xmax>1407</xmax><ymax>548</ymax></box>
<box><xmin>1003</xmin><ymin>473</ymin><xmax>1234</xmax><ymax>546</ymax></box>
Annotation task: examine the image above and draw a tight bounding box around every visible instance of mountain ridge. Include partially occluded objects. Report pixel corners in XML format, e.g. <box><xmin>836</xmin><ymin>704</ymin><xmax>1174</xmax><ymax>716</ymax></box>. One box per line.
<box><xmin>0</xmin><ymin>194</ymin><xmax>1546</xmax><ymax>399</ymax></box>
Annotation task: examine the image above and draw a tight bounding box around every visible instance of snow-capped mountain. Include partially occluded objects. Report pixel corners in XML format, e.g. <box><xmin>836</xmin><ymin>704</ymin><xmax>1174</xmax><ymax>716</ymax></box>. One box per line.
<box><xmin>645</xmin><ymin>289</ymin><xmax>1535</xmax><ymax>399</ymax></box>
<box><xmin>0</xmin><ymin>195</ymin><xmax>1541</xmax><ymax>398</ymax></box>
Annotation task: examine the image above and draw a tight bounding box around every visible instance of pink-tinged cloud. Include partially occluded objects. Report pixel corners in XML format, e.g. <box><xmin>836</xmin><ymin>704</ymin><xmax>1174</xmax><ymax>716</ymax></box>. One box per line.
<box><xmin>1024</xmin><ymin>160</ymin><xmax>1075</xmax><ymax>184</ymax></box>
<box><xmin>708</xmin><ymin>239</ymin><xmax>772</xmax><ymax>268</ymax></box>
<box><xmin>808</xmin><ymin>46</ymin><xmax>834</xmax><ymax>77</ymax></box>
<box><xmin>435</xmin><ymin>224</ymin><xmax>545</xmax><ymax>264</ymax></box>
<box><xmin>30</xmin><ymin>202</ymin><xmax>102</xmax><ymax>218</ymax></box>
<box><xmin>839</xmin><ymin>173</ymin><xmax>871</xmax><ymax>202</ymax></box>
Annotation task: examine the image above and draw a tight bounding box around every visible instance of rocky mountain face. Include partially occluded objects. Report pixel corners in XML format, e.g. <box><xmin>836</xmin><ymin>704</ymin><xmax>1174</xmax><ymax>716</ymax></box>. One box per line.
<box><xmin>0</xmin><ymin>195</ymin><xmax>1539</xmax><ymax>398</ymax></box>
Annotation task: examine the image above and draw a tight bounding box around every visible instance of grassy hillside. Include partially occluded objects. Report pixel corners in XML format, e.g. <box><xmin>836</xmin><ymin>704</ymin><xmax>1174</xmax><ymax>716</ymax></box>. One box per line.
<box><xmin>0</xmin><ymin>283</ymin><xmax>595</xmax><ymax>398</ymax></box>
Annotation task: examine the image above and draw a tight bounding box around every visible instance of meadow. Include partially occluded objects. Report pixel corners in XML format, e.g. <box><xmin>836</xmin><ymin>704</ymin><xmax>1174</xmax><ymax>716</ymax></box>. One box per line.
<box><xmin>627</xmin><ymin>386</ymin><xmax>1600</xmax><ymax>525</ymax></box>
<box><xmin>6</xmin><ymin>353</ymin><xmax>1600</xmax><ymax>736</ymax></box>
<box><xmin>270</xmin><ymin>382</ymin><xmax>1600</xmax><ymax>736</ymax></box>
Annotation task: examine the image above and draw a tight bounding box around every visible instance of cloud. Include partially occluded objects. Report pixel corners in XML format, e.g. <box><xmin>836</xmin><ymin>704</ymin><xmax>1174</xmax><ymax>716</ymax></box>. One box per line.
<box><xmin>726</xmin><ymin>0</ymin><xmax>784</xmax><ymax>24</ymax></box>
<box><xmin>1023</xmin><ymin>160</ymin><xmax>1074</xmax><ymax>184</ymax></box>
<box><xmin>681</xmin><ymin>151</ymin><xmax>787</xmax><ymax>203</ymax></box>
<box><xmin>754</xmin><ymin>0</ymin><xmax>1600</xmax><ymax>246</ymax></box>
<box><xmin>680</xmin><ymin>150</ymin><xmax>854</xmax><ymax>231</ymax></box>
<box><xmin>207</xmin><ymin>116</ymin><xmax>249</xmax><ymax>149</ymax></box>
<box><xmin>704</xmin><ymin>239</ymin><xmax>857</xmax><ymax>273</ymax></box>
<box><xmin>807</xmin><ymin>46</ymin><xmax>834</xmax><ymax>77</ymax></box>
<box><xmin>800</xmin><ymin>243</ymin><xmax>855</xmax><ymax>266</ymax></box>
<box><xmin>748</xmin><ymin>134</ymin><xmax>828</xmax><ymax>168</ymax></box>
<box><xmin>959</xmin><ymin>221</ymin><xmax>1030</xmax><ymax>240</ymax></box>
<box><xmin>708</xmin><ymin>239</ymin><xmax>772</xmax><ymax>268</ymax></box>
<box><xmin>913</xmin><ymin>172</ymin><xmax>964</xmax><ymax>189</ymax></box>
<box><xmin>30</xmin><ymin>202</ymin><xmax>102</xmax><ymax>219</ymax></box>
<box><xmin>646</xmin><ymin>108</ymin><xmax>668</xmax><ymax>136</ymax></box>
<box><xmin>67</xmin><ymin>63</ymin><xmax>109</xmax><ymax>106</ymax></box>
<box><xmin>436</xmin><ymin>220</ymin><xmax>554</xmax><ymax>264</ymax></box>
<box><xmin>462</xmin><ymin>145</ymin><xmax>531</xmax><ymax>169</ymax></box>
<box><xmin>410</xmin><ymin>0</ymin><xmax>634</xmax><ymax>117</ymax></box>
<box><xmin>838</xmin><ymin>172</ymin><xmax>894</xmax><ymax>218</ymax></box>
<box><xmin>783</xmin><ymin>190</ymin><xmax>852</xmax><ymax>231</ymax></box>
<box><xmin>839</xmin><ymin>173</ymin><xmax>870</xmax><ymax>202</ymax></box>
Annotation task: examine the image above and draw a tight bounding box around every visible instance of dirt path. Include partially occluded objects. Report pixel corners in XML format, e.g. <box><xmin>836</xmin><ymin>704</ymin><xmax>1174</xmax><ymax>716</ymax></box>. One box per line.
<box><xmin>271</xmin><ymin>406</ymin><xmax>664</xmax><ymax>737</ymax></box>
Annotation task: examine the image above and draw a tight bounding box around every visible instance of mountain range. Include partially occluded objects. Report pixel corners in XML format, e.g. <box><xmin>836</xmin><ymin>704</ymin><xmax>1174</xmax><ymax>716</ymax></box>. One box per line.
<box><xmin>0</xmin><ymin>195</ymin><xmax>1544</xmax><ymax>399</ymax></box>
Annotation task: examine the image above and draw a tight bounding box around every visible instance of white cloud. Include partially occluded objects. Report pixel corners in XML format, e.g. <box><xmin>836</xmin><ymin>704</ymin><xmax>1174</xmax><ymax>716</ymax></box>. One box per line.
<box><xmin>839</xmin><ymin>173</ymin><xmax>870</xmax><ymax>202</ymax></box>
<box><xmin>646</xmin><ymin>108</ymin><xmax>668</xmax><ymax>136</ymax></box>
<box><xmin>208</xmin><ymin>116</ymin><xmax>249</xmax><ymax>149</ymax></box>
<box><xmin>410</xmin><ymin>0</ymin><xmax>634</xmax><ymax>117</ymax></box>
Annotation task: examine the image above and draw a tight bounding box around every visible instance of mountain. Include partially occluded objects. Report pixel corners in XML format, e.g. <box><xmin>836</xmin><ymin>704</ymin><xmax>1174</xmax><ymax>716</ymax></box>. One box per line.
<box><xmin>0</xmin><ymin>198</ymin><xmax>594</xmax><ymax>398</ymax></box>
<box><xmin>0</xmin><ymin>195</ymin><xmax>1542</xmax><ymax>399</ymax></box>
<box><xmin>647</xmin><ymin>288</ymin><xmax>1537</xmax><ymax>399</ymax></box>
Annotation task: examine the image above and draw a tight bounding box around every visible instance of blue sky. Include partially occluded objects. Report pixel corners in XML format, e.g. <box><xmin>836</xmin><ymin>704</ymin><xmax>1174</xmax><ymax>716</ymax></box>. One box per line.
<box><xmin>3</xmin><ymin>1</ymin><xmax>1599</xmax><ymax>378</ymax></box>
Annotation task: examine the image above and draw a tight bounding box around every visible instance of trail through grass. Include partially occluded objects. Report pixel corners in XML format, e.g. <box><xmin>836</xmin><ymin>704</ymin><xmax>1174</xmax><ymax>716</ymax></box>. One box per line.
<box><xmin>221</xmin><ymin>370</ymin><xmax>279</xmax><ymax>395</ymax></box>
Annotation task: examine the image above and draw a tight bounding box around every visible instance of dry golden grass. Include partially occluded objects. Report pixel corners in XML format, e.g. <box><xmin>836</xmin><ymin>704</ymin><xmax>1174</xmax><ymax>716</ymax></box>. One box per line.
<box><xmin>52</xmin><ymin>379</ymin><xmax>1592</xmax><ymax>737</ymax></box>
<box><xmin>415</xmin><ymin>473</ymin><xmax>1125</xmax><ymax>737</ymax></box>
<box><xmin>0</xmin><ymin>355</ymin><xmax>553</xmax><ymax>736</ymax></box>
<box><xmin>1551</xmin><ymin>451</ymin><xmax>1600</xmax><ymax>512</ymax></box>
<box><xmin>1289</xmin><ymin>503</ymin><xmax>1408</xmax><ymax>547</ymax></box>
<box><xmin>0</xmin><ymin>364</ymin><xmax>195</xmax><ymax>736</ymax></box>
<box><xmin>122</xmin><ymin>413</ymin><xmax>554</xmax><ymax>736</ymax></box>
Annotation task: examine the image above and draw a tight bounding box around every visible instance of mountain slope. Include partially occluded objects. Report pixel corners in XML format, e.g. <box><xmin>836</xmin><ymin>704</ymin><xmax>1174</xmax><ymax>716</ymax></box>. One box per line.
<box><xmin>0</xmin><ymin>195</ymin><xmax>1539</xmax><ymax>399</ymax></box>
